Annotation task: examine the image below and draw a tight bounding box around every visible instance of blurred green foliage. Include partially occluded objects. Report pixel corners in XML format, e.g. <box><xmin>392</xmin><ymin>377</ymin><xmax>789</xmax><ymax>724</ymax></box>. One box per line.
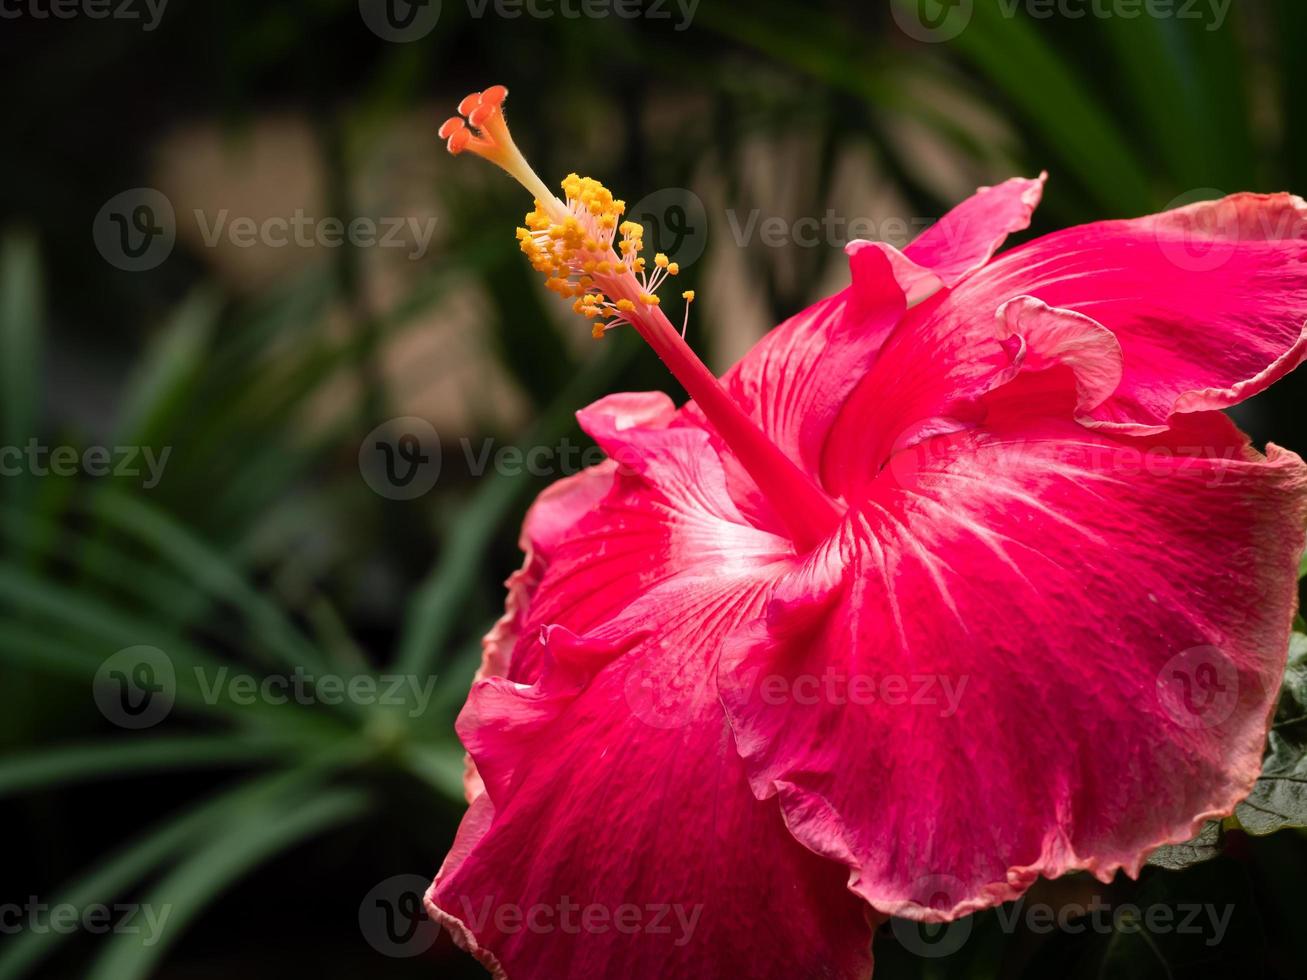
<box><xmin>1</xmin><ymin>0</ymin><xmax>1306</xmax><ymax>977</ymax></box>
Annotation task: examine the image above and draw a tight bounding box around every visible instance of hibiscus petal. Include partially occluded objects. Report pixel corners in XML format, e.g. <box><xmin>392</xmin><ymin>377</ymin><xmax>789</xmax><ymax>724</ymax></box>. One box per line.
<box><xmin>721</xmin><ymin>392</ymin><xmax>1307</xmax><ymax>921</ymax></box>
<box><xmin>1027</xmin><ymin>192</ymin><xmax>1307</xmax><ymax>427</ymax></box>
<box><xmin>466</xmin><ymin>391</ymin><xmax>736</xmax><ymax>796</ymax></box>
<box><xmin>996</xmin><ymin>296</ymin><xmax>1125</xmax><ymax>415</ymax></box>
<box><xmin>498</xmin><ymin>390</ymin><xmax>774</xmax><ymax>687</ymax></box>
<box><xmin>699</xmin><ymin>243</ymin><xmax>905</xmax><ymax>497</ymax></box>
<box><xmin>464</xmin><ymin>460</ymin><xmax>622</xmax><ymax>800</ymax></box>
<box><xmin>694</xmin><ymin>179</ymin><xmax>1042</xmax><ymax>503</ymax></box>
<box><xmin>429</xmin><ymin>577</ymin><xmax>877</xmax><ymax>979</ymax></box>
<box><xmin>823</xmin><ymin>191</ymin><xmax>1307</xmax><ymax>493</ymax></box>
<box><xmin>900</xmin><ymin>173</ymin><xmax>1047</xmax><ymax>298</ymax></box>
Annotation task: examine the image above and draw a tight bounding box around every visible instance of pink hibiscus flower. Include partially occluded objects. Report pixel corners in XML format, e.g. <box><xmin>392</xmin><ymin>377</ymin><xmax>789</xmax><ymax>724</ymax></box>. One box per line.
<box><xmin>427</xmin><ymin>86</ymin><xmax>1307</xmax><ymax>979</ymax></box>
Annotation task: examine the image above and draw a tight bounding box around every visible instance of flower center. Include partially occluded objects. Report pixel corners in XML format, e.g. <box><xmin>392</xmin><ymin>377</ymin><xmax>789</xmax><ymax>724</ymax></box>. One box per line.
<box><xmin>518</xmin><ymin>177</ymin><xmax>693</xmax><ymax>340</ymax></box>
<box><xmin>439</xmin><ymin>86</ymin><xmax>839</xmax><ymax>551</ymax></box>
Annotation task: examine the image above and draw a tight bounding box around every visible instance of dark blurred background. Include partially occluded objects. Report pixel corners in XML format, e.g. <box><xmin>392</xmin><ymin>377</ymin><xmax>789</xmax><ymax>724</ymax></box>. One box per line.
<box><xmin>1</xmin><ymin>0</ymin><xmax>1305</xmax><ymax>977</ymax></box>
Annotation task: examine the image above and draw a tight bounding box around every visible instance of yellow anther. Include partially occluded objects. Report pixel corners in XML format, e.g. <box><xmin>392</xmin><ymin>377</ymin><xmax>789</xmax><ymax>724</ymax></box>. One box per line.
<box><xmin>667</xmin><ymin>262</ymin><xmax>680</xmax><ymax>276</ymax></box>
<box><xmin>679</xmin><ymin>290</ymin><xmax>695</xmax><ymax>337</ymax></box>
<box><xmin>491</xmin><ymin>152</ymin><xmax>693</xmax><ymax>337</ymax></box>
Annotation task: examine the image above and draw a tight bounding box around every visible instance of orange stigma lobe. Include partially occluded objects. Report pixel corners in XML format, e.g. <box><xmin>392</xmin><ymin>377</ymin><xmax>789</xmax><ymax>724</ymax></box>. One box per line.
<box><xmin>440</xmin><ymin>85</ymin><xmax>510</xmax><ymax>159</ymax></box>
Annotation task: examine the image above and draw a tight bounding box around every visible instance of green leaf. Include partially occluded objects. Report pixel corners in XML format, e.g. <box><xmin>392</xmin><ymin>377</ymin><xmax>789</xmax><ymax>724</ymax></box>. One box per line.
<box><xmin>1145</xmin><ymin>820</ymin><xmax>1224</xmax><ymax>871</ymax></box>
<box><xmin>113</xmin><ymin>288</ymin><xmax>219</xmax><ymax>446</ymax></box>
<box><xmin>0</xmin><ymin>761</ymin><xmax>353</xmax><ymax>980</ymax></box>
<box><xmin>946</xmin><ymin>2</ymin><xmax>1153</xmax><ymax>215</ymax></box>
<box><xmin>394</xmin><ymin>335</ymin><xmax>639</xmax><ymax>676</ymax></box>
<box><xmin>1144</xmin><ymin>632</ymin><xmax>1307</xmax><ymax>866</ymax></box>
<box><xmin>86</xmin><ymin>491</ymin><xmax>333</xmax><ymax>678</ymax></box>
<box><xmin>1234</xmin><ymin>633</ymin><xmax>1307</xmax><ymax>835</ymax></box>
<box><xmin>84</xmin><ymin>786</ymin><xmax>370</xmax><ymax>980</ymax></box>
<box><xmin>0</xmin><ymin>232</ymin><xmax>43</xmax><ymax>525</ymax></box>
<box><xmin>401</xmin><ymin>741</ymin><xmax>467</xmax><ymax>801</ymax></box>
<box><xmin>1095</xmin><ymin>858</ymin><xmax>1263</xmax><ymax>979</ymax></box>
<box><xmin>0</xmin><ymin>585</ymin><xmax>346</xmax><ymax>739</ymax></box>
<box><xmin>0</xmin><ymin>231</ymin><xmax>42</xmax><ymax>458</ymax></box>
<box><xmin>0</xmin><ymin>732</ymin><xmax>324</xmax><ymax>798</ymax></box>
<box><xmin>0</xmin><ymin>505</ymin><xmax>198</xmax><ymax>617</ymax></box>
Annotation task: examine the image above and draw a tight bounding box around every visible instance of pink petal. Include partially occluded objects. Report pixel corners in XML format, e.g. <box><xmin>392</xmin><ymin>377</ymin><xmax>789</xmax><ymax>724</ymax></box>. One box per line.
<box><xmin>686</xmin><ymin>243</ymin><xmax>904</xmax><ymax>520</ymax></box>
<box><xmin>823</xmin><ymin>191</ymin><xmax>1307</xmax><ymax>493</ymax></box>
<box><xmin>481</xmin><ymin>460</ymin><xmax>621</xmax><ymax>681</ymax></box>
<box><xmin>464</xmin><ymin>460</ymin><xmax>621</xmax><ymax>800</ymax></box>
<box><xmin>429</xmin><ymin>576</ymin><xmax>877</xmax><ymax>979</ymax></box>
<box><xmin>720</xmin><ymin>381</ymin><xmax>1307</xmax><ymax>921</ymax></box>
<box><xmin>495</xmin><ymin>391</ymin><xmax>775</xmax><ymax>688</ymax></box>
<box><xmin>1033</xmin><ymin>192</ymin><xmax>1307</xmax><ymax>427</ymax></box>
<box><xmin>899</xmin><ymin>173</ymin><xmax>1047</xmax><ymax>299</ymax></box>
<box><xmin>465</xmin><ymin>391</ymin><xmax>716</xmax><ymax>798</ymax></box>
<box><xmin>996</xmin><ymin>296</ymin><xmax>1125</xmax><ymax>415</ymax></box>
<box><xmin>685</xmin><ymin>178</ymin><xmax>1043</xmax><ymax>503</ymax></box>
<box><xmin>455</xmin><ymin>381</ymin><xmax>825</xmax><ymax>870</ymax></box>
<box><xmin>819</xmin><ymin>290</ymin><xmax>1006</xmax><ymax>497</ymax></box>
